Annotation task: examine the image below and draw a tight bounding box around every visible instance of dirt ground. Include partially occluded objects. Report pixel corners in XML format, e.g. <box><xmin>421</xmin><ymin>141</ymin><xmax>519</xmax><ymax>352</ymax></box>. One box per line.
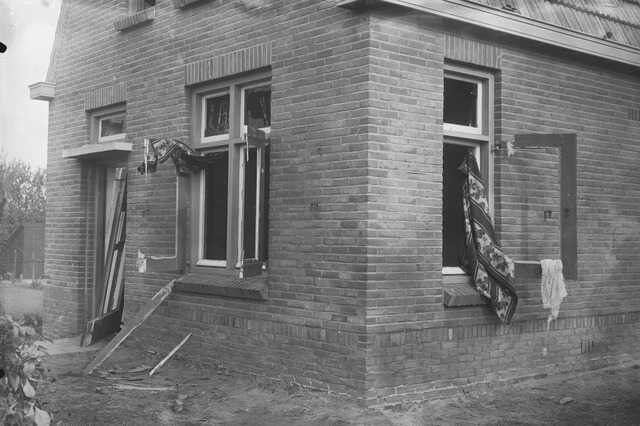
<box><xmin>36</xmin><ymin>341</ymin><xmax>640</xmax><ymax>426</ymax></box>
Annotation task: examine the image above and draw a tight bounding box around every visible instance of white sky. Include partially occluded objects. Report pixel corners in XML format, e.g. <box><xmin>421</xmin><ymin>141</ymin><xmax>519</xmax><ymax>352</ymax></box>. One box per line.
<box><xmin>0</xmin><ymin>0</ymin><xmax>61</xmax><ymax>170</ymax></box>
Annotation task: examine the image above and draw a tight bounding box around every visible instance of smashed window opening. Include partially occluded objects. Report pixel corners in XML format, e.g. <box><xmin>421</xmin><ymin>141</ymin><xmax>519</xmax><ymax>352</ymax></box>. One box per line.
<box><xmin>444</xmin><ymin>77</ymin><xmax>479</xmax><ymax>128</ymax></box>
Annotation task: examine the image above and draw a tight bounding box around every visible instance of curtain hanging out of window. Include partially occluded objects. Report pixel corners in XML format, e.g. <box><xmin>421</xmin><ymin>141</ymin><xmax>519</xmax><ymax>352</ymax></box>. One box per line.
<box><xmin>137</xmin><ymin>131</ymin><xmax>267</xmax><ymax>177</ymax></box>
<box><xmin>459</xmin><ymin>151</ymin><xmax>518</xmax><ymax>324</ymax></box>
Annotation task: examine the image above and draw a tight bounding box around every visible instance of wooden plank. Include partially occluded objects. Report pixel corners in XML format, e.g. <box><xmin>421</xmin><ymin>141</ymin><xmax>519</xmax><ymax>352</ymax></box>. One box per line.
<box><xmin>148</xmin><ymin>333</ymin><xmax>192</xmax><ymax>376</ymax></box>
<box><xmin>99</xmin><ymin>170</ymin><xmax>127</xmax><ymax>315</ymax></box>
<box><xmin>110</xmin><ymin>245</ymin><xmax>126</xmax><ymax>312</ymax></box>
<box><xmin>560</xmin><ymin>134</ymin><xmax>577</xmax><ymax>280</ymax></box>
<box><xmin>83</xmin><ymin>279</ymin><xmax>175</xmax><ymax>375</ymax></box>
<box><xmin>82</xmin><ymin>308</ymin><xmax>123</xmax><ymax>347</ymax></box>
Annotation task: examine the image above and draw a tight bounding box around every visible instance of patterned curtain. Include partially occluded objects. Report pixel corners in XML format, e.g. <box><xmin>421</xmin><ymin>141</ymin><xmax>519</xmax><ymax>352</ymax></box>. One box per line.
<box><xmin>459</xmin><ymin>151</ymin><xmax>518</xmax><ymax>323</ymax></box>
<box><xmin>137</xmin><ymin>138</ymin><xmax>226</xmax><ymax>176</ymax></box>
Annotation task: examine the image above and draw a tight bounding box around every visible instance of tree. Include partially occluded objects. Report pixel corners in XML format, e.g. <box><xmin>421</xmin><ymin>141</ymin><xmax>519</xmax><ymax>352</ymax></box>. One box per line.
<box><xmin>0</xmin><ymin>158</ymin><xmax>46</xmax><ymax>244</ymax></box>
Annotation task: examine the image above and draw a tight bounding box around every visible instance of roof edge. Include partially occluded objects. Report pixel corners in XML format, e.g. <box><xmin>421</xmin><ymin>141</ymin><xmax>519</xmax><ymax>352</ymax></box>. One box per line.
<box><xmin>339</xmin><ymin>0</ymin><xmax>640</xmax><ymax>68</ymax></box>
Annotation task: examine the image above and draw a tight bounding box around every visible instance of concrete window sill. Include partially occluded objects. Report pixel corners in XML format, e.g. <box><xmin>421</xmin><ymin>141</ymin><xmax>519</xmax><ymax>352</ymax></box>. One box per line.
<box><xmin>114</xmin><ymin>8</ymin><xmax>155</xmax><ymax>31</ymax></box>
<box><xmin>175</xmin><ymin>271</ymin><xmax>267</xmax><ymax>300</ymax></box>
<box><xmin>443</xmin><ymin>261</ymin><xmax>542</xmax><ymax>307</ymax></box>
<box><xmin>172</xmin><ymin>0</ymin><xmax>213</xmax><ymax>8</ymax></box>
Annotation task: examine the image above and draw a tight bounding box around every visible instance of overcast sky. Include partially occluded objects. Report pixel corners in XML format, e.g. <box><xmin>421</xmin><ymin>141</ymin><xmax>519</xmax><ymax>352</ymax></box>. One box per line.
<box><xmin>0</xmin><ymin>0</ymin><xmax>61</xmax><ymax>170</ymax></box>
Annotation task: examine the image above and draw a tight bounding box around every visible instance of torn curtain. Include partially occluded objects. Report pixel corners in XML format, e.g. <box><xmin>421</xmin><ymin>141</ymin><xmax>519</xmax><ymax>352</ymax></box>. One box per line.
<box><xmin>459</xmin><ymin>152</ymin><xmax>518</xmax><ymax>323</ymax></box>
<box><xmin>137</xmin><ymin>138</ymin><xmax>226</xmax><ymax>176</ymax></box>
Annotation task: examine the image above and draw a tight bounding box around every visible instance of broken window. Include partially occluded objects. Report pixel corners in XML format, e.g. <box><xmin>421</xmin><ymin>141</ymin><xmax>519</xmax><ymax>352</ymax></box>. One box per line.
<box><xmin>443</xmin><ymin>144</ymin><xmax>469</xmax><ymax>268</ymax></box>
<box><xmin>244</xmin><ymin>85</ymin><xmax>271</xmax><ymax>134</ymax></box>
<box><xmin>192</xmin><ymin>75</ymin><xmax>271</xmax><ymax>274</ymax></box>
<box><xmin>444</xmin><ymin>74</ymin><xmax>483</xmax><ymax>135</ymax></box>
<box><xmin>200</xmin><ymin>151</ymin><xmax>229</xmax><ymax>265</ymax></box>
<box><xmin>202</xmin><ymin>93</ymin><xmax>230</xmax><ymax>141</ymax></box>
<box><xmin>442</xmin><ymin>66</ymin><xmax>492</xmax><ymax>274</ymax></box>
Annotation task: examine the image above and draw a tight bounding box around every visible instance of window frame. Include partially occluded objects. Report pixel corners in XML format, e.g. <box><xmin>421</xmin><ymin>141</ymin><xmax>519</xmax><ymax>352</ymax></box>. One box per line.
<box><xmin>129</xmin><ymin>0</ymin><xmax>155</xmax><ymax>13</ymax></box>
<box><xmin>97</xmin><ymin>113</ymin><xmax>127</xmax><ymax>143</ymax></box>
<box><xmin>90</xmin><ymin>104</ymin><xmax>127</xmax><ymax>144</ymax></box>
<box><xmin>190</xmin><ymin>72</ymin><xmax>271</xmax><ymax>274</ymax></box>
<box><xmin>442</xmin><ymin>64</ymin><xmax>494</xmax><ymax>275</ymax></box>
<box><xmin>201</xmin><ymin>91</ymin><xmax>231</xmax><ymax>144</ymax></box>
<box><xmin>443</xmin><ymin>73</ymin><xmax>484</xmax><ymax>135</ymax></box>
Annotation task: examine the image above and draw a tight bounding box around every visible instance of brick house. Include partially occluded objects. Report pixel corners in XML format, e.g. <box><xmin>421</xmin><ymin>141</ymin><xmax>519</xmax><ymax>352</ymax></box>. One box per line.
<box><xmin>31</xmin><ymin>0</ymin><xmax>640</xmax><ymax>405</ymax></box>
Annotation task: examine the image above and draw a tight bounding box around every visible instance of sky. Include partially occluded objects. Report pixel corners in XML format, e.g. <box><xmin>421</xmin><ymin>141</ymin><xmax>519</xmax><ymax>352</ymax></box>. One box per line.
<box><xmin>0</xmin><ymin>0</ymin><xmax>61</xmax><ymax>170</ymax></box>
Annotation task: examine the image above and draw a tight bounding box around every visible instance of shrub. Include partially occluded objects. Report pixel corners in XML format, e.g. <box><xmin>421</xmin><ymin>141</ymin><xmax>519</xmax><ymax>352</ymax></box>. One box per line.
<box><xmin>0</xmin><ymin>315</ymin><xmax>50</xmax><ymax>425</ymax></box>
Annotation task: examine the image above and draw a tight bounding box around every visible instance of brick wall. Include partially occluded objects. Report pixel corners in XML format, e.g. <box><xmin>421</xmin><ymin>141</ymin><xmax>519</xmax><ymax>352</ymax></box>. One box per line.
<box><xmin>363</xmin><ymin>8</ymin><xmax>640</xmax><ymax>404</ymax></box>
<box><xmin>44</xmin><ymin>0</ymin><xmax>640</xmax><ymax>404</ymax></box>
<box><xmin>45</xmin><ymin>0</ymin><xmax>371</xmax><ymax>395</ymax></box>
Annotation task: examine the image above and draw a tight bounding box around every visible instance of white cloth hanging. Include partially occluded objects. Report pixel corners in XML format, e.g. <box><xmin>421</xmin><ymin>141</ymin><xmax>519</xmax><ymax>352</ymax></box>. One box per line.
<box><xmin>540</xmin><ymin>259</ymin><xmax>567</xmax><ymax>321</ymax></box>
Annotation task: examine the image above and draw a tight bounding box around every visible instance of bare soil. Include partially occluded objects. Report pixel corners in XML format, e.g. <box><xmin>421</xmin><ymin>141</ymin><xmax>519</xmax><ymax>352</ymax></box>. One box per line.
<box><xmin>37</xmin><ymin>342</ymin><xmax>640</xmax><ymax>425</ymax></box>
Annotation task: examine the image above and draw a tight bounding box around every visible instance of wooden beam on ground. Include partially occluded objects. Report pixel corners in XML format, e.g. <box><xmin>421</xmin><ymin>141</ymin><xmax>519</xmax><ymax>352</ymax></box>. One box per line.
<box><xmin>148</xmin><ymin>333</ymin><xmax>192</xmax><ymax>376</ymax></box>
<box><xmin>83</xmin><ymin>279</ymin><xmax>175</xmax><ymax>375</ymax></box>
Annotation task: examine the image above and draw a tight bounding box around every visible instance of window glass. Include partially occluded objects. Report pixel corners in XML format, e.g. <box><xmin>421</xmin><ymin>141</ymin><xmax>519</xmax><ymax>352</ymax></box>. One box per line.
<box><xmin>442</xmin><ymin>143</ymin><xmax>469</xmax><ymax>267</ymax></box>
<box><xmin>444</xmin><ymin>78</ymin><xmax>478</xmax><ymax>128</ymax></box>
<box><xmin>244</xmin><ymin>86</ymin><xmax>271</xmax><ymax>131</ymax></box>
<box><xmin>204</xmin><ymin>94</ymin><xmax>230</xmax><ymax>138</ymax></box>
<box><xmin>203</xmin><ymin>151</ymin><xmax>228</xmax><ymax>261</ymax></box>
<box><xmin>243</xmin><ymin>148</ymin><xmax>258</xmax><ymax>260</ymax></box>
<box><xmin>100</xmin><ymin>115</ymin><xmax>125</xmax><ymax>139</ymax></box>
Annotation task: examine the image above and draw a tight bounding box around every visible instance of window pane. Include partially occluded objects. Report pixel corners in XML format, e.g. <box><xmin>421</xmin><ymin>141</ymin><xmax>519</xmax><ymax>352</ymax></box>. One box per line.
<box><xmin>100</xmin><ymin>116</ymin><xmax>125</xmax><ymax>138</ymax></box>
<box><xmin>244</xmin><ymin>86</ymin><xmax>271</xmax><ymax>131</ymax></box>
<box><xmin>243</xmin><ymin>148</ymin><xmax>258</xmax><ymax>260</ymax></box>
<box><xmin>203</xmin><ymin>152</ymin><xmax>228</xmax><ymax>261</ymax></box>
<box><xmin>204</xmin><ymin>94</ymin><xmax>230</xmax><ymax>138</ymax></box>
<box><xmin>443</xmin><ymin>144</ymin><xmax>469</xmax><ymax>267</ymax></box>
<box><xmin>444</xmin><ymin>78</ymin><xmax>478</xmax><ymax>127</ymax></box>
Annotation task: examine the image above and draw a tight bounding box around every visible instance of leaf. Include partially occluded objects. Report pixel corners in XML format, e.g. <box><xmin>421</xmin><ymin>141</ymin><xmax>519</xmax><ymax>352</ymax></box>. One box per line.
<box><xmin>23</xmin><ymin>362</ymin><xmax>36</xmax><ymax>376</ymax></box>
<box><xmin>22</xmin><ymin>379</ymin><xmax>35</xmax><ymax>398</ymax></box>
<box><xmin>33</xmin><ymin>407</ymin><xmax>51</xmax><ymax>426</ymax></box>
<box><xmin>8</xmin><ymin>373</ymin><xmax>20</xmax><ymax>392</ymax></box>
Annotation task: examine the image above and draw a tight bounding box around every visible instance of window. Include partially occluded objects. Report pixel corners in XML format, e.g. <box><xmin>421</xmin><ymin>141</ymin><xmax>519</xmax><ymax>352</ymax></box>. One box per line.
<box><xmin>129</xmin><ymin>0</ymin><xmax>155</xmax><ymax>12</ymax></box>
<box><xmin>442</xmin><ymin>66</ymin><xmax>493</xmax><ymax>274</ymax></box>
<box><xmin>202</xmin><ymin>93</ymin><xmax>230</xmax><ymax>142</ymax></box>
<box><xmin>98</xmin><ymin>113</ymin><xmax>126</xmax><ymax>142</ymax></box>
<box><xmin>191</xmin><ymin>73</ymin><xmax>271</xmax><ymax>273</ymax></box>
<box><xmin>90</xmin><ymin>106</ymin><xmax>126</xmax><ymax>144</ymax></box>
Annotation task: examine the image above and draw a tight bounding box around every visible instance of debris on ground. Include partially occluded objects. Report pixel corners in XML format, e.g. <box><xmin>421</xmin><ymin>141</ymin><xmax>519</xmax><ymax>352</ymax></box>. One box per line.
<box><xmin>149</xmin><ymin>333</ymin><xmax>192</xmax><ymax>376</ymax></box>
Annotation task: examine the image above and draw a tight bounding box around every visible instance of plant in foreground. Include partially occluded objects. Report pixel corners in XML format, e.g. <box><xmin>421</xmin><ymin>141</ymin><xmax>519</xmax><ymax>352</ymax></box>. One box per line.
<box><xmin>0</xmin><ymin>315</ymin><xmax>50</xmax><ymax>426</ymax></box>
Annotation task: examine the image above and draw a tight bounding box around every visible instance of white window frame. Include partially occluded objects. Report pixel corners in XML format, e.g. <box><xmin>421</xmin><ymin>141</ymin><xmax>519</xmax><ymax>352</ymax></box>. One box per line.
<box><xmin>442</xmin><ymin>65</ymin><xmax>494</xmax><ymax>276</ymax></box>
<box><xmin>240</xmin><ymin>82</ymin><xmax>272</xmax><ymax>138</ymax></box>
<box><xmin>97</xmin><ymin>113</ymin><xmax>126</xmax><ymax>143</ymax></box>
<box><xmin>196</xmin><ymin>158</ymin><xmax>228</xmax><ymax>267</ymax></box>
<box><xmin>443</xmin><ymin>73</ymin><xmax>484</xmax><ymax>136</ymax></box>
<box><xmin>236</xmin><ymin>144</ymin><xmax>265</xmax><ymax>266</ymax></box>
<box><xmin>201</xmin><ymin>91</ymin><xmax>230</xmax><ymax>145</ymax></box>
<box><xmin>190</xmin><ymin>72</ymin><xmax>271</xmax><ymax>272</ymax></box>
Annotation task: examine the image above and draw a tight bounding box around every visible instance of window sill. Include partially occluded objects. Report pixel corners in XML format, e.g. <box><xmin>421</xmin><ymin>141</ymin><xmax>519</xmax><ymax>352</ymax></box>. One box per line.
<box><xmin>175</xmin><ymin>270</ymin><xmax>267</xmax><ymax>300</ymax></box>
<box><xmin>442</xmin><ymin>261</ymin><xmax>543</xmax><ymax>307</ymax></box>
<box><xmin>443</xmin><ymin>274</ymin><xmax>485</xmax><ymax>307</ymax></box>
<box><xmin>114</xmin><ymin>8</ymin><xmax>155</xmax><ymax>31</ymax></box>
<box><xmin>172</xmin><ymin>0</ymin><xmax>213</xmax><ymax>8</ymax></box>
